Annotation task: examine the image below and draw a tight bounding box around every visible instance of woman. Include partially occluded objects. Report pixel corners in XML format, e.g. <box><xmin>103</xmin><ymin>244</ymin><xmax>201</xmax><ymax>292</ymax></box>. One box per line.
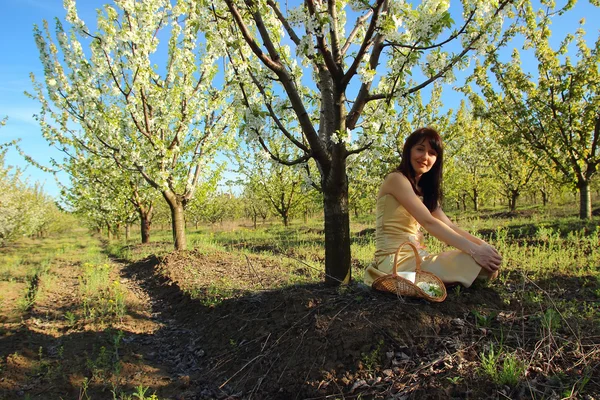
<box><xmin>364</xmin><ymin>127</ymin><xmax>502</xmax><ymax>288</ymax></box>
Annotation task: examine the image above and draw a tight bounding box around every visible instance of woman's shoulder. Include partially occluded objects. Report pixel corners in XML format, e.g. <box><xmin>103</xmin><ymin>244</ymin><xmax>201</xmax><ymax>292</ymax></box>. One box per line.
<box><xmin>383</xmin><ymin>171</ymin><xmax>410</xmax><ymax>186</ymax></box>
<box><xmin>384</xmin><ymin>170</ymin><xmax>406</xmax><ymax>181</ymax></box>
<box><xmin>379</xmin><ymin>171</ymin><xmax>412</xmax><ymax>199</ymax></box>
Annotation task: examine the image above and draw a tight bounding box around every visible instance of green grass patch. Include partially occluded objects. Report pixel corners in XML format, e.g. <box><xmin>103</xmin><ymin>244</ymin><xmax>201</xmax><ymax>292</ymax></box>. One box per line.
<box><xmin>79</xmin><ymin>263</ymin><xmax>126</xmax><ymax>323</ymax></box>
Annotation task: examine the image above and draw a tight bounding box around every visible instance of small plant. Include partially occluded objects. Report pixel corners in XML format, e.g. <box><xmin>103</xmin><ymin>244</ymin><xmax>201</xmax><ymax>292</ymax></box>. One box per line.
<box><xmin>79</xmin><ymin>377</ymin><xmax>90</xmax><ymax>400</ymax></box>
<box><xmin>65</xmin><ymin>311</ymin><xmax>77</xmax><ymax>327</ymax></box>
<box><xmin>541</xmin><ymin>308</ymin><xmax>561</xmax><ymax>331</ymax></box>
<box><xmin>500</xmin><ymin>353</ymin><xmax>525</xmax><ymax>386</ymax></box>
<box><xmin>453</xmin><ymin>285</ymin><xmax>462</xmax><ymax>296</ymax></box>
<box><xmin>361</xmin><ymin>339</ymin><xmax>384</xmax><ymax>372</ymax></box>
<box><xmin>446</xmin><ymin>376</ymin><xmax>462</xmax><ymax>384</ymax></box>
<box><xmin>480</xmin><ymin>344</ymin><xmax>501</xmax><ymax>380</ymax></box>
<box><xmin>479</xmin><ymin>344</ymin><xmax>525</xmax><ymax>387</ymax></box>
<box><xmin>132</xmin><ymin>384</ymin><xmax>153</xmax><ymax>399</ymax></box>
<box><xmin>472</xmin><ymin>310</ymin><xmax>496</xmax><ymax>328</ymax></box>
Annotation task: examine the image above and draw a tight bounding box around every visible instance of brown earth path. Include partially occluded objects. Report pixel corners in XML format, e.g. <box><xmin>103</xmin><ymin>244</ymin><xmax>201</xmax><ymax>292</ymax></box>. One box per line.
<box><xmin>0</xmin><ymin>249</ymin><xmax>192</xmax><ymax>399</ymax></box>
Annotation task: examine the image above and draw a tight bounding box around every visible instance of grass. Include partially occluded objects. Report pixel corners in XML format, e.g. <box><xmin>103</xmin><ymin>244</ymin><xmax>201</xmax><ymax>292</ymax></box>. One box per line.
<box><xmin>79</xmin><ymin>263</ymin><xmax>127</xmax><ymax>323</ymax></box>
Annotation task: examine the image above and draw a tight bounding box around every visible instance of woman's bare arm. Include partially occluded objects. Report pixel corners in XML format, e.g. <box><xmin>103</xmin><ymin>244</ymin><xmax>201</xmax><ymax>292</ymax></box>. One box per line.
<box><xmin>431</xmin><ymin>207</ymin><xmax>486</xmax><ymax>245</ymax></box>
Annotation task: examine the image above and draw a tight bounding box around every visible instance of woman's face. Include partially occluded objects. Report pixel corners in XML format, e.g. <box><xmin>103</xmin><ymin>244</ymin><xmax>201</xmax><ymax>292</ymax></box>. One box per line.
<box><xmin>410</xmin><ymin>139</ymin><xmax>438</xmax><ymax>177</ymax></box>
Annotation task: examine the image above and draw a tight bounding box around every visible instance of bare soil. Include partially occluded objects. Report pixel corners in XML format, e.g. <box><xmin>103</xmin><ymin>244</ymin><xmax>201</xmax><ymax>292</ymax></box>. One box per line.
<box><xmin>1</xmin><ymin>240</ymin><xmax>599</xmax><ymax>399</ymax></box>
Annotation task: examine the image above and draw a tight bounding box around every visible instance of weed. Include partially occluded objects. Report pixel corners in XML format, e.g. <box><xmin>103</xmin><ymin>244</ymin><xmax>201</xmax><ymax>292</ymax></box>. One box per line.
<box><xmin>480</xmin><ymin>343</ymin><xmax>501</xmax><ymax>380</ymax></box>
<box><xmin>479</xmin><ymin>344</ymin><xmax>525</xmax><ymax>387</ymax></box>
<box><xmin>79</xmin><ymin>264</ymin><xmax>127</xmax><ymax>322</ymax></box>
<box><xmin>111</xmin><ymin>383</ymin><xmax>160</xmax><ymax>400</ymax></box>
<box><xmin>541</xmin><ymin>308</ymin><xmax>561</xmax><ymax>331</ymax></box>
<box><xmin>453</xmin><ymin>285</ymin><xmax>462</xmax><ymax>296</ymax></box>
<box><xmin>500</xmin><ymin>353</ymin><xmax>525</xmax><ymax>386</ymax></box>
<box><xmin>65</xmin><ymin>311</ymin><xmax>77</xmax><ymax>327</ymax></box>
<box><xmin>78</xmin><ymin>377</ymin><xmax>90</xmax><ymax>400</ymax></box>
<box><xmin>361</xmin><ymin>340</ymin><xmax>384</xmax><ymax>372</ymax></box>
<box><xmin>472</xmin><ymin>310</ymin><xmax>496</xmax><ymax>328</ymax></box>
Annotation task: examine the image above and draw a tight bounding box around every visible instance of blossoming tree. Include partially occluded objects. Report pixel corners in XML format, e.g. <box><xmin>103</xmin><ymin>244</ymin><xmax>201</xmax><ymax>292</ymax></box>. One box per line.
<box><xmin>30</xmin><ymin>0</ymin><xmax>235</xmax><ymax>249</ymax></box>
<box><xmin>209</xmin><ymin>0</ymin><xmax>515</xmax><ymax>283</ymax></box>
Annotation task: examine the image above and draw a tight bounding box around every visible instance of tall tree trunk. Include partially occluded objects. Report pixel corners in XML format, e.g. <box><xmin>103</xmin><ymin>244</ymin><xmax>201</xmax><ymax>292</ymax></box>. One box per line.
<box><xmin>321</xmin><ymin>160</ymin><xmax>351</xmax><ymax>285</ymax></box>
<box><xmin>578</xmin><ymin>180</ymin><xmax>591</xmax><ymax>219</ymax></box>
<box><xmin>139</xmin><ymin>207</ymin><xmax>152</xmax><ymax>244</ymax></box>
<box><xmin>509</xmin><ymin>190</ymin><xmax>519</xmax><ymax>212</ymax></box>
<box><xmin>162</xmin><ymin>191</ymin><xmax>187</xmax><ymax>250</ymax></box>
<box><xmin>472</xmin><ymin>188</ymin><xmax>479</xmax><ymax>211</ymax></box>
<box><xmin>540</xmin><ymin>189</ymin><xmax>549</xmax><ymax>206</ymax></box>
<box><xmin>113</xmin><ymin>224</ymin><xmax>121</xmax><ymax>239</ymax></box>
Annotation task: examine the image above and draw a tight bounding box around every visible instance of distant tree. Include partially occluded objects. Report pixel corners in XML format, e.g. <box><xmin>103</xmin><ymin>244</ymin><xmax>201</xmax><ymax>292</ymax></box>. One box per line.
<box><xmin>0</xmin><ymin>150</ymin><xmax>66</xmax><ymax>244</ymax></box>
<box><xmin>200</xmin><ymin>192</ymin><xmax>238</xmax><ymax>225</ymax></box>
<box><xmin>186</xmin><ymin>165</ymin><xmax>224</xmax><ymax>230</ymax></box>
<box><xmin>240</xmin><ymin>183</ymin><xmax>271</xmax><ymax>228</ymax></box>
<box><xmin>234</xmin><ymin>137</ymin><xmax>308</xmax><ymax>226</ymax></box>
<box><xmin>444</xmin><ymin>102</ymin><xmax>497</xmax><ymax>211</ymax></box>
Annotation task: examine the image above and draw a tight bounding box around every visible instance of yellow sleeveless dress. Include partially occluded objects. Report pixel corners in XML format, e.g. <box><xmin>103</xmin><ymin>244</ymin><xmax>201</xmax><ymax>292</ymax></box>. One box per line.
<box><xmin>363</xmin><ymin>194</ymin><xmax>483</xmax><ymax>288</ymax></box>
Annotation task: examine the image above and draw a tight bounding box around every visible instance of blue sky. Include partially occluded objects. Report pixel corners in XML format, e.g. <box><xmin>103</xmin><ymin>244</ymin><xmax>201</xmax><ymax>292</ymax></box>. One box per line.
<box><xmin>1</xmin><ymin>0</ymin><xmax>598</xmax><ymax>199</ymax></box>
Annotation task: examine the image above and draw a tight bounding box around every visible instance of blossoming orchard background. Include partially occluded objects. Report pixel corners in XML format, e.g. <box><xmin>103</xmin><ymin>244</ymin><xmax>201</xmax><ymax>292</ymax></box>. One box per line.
<box><xmin>1</xmin><ymin>0</ymin><xmax>598</xmax><ymax>200</ymax></box>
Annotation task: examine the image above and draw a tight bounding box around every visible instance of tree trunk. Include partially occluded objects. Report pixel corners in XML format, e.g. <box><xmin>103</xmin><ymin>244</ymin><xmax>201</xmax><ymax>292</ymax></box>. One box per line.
<box><xmin>509</xmin><ymin>190</ymin><xmax>519</xmax><ymax>212</ymax></box>
<box><xmin>113</xmin><ymin>224</ymin><xmax>121</xmax><ymax>240</ymax></box>
<box><xmin>125</xmin><ymin>224</ymin><xmax>130</xmax><ymax>241</ymax></box>
<box><xmin>322</xmin><ymin>165</ymin><xmax>351</xmax><ymax>285</ymax></box>
<box><xmin>578</xmin><ymin>180</ymin><xmax>591</xmax><ymax>219</ymax></box>
<box><xmin>540</xmin><ymin>189</ymin><xmax>548</xmax><ymax>206</ymax></box>
<box><xmin>139</xmin><ymin>209</ymin><xmax>152</xmax><ymax>244</ymax></box>
<box><xmin>282</xmin><ymin>213</ymin><xmax>289</xmax><ymax>227</ymax></box>
<box><xmin>162</xmin><ymin>191</ymin><xmax>187</xmax><ymax>250</ymax></box>
<box><xmin>472</xmin><ymin>188</ymin><xmax>479</xmax><ymax>211</ymax></box>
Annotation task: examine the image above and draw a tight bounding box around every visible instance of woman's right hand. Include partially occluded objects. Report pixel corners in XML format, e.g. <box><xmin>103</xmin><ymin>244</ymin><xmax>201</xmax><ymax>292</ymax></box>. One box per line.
<box><xmin>469</xmin><ymin>243</ymin><xmax>502</xmax><ymax>272</ymax></box>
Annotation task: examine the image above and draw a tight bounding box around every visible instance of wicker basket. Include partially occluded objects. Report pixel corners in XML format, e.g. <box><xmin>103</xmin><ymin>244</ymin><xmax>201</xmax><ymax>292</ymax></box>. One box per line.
<box><xmin>371</xmin><ymin>241</ymin><xmax>447</xmax><ymax>302</ymax></box>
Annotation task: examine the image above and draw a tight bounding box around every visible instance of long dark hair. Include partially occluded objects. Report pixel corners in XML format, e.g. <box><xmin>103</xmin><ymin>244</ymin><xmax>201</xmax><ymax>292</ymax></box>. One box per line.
<box><xmin>396</xmin><ymin>127</ymin><xmax>444</xmax><ymax>211</ymax></box>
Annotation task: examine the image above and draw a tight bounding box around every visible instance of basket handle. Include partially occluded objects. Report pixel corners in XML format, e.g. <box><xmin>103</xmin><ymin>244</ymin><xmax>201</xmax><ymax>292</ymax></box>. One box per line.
<box><xmin>392</xmin><ymin>241</ymin><xmax>422</xmax><ymax>275</ymax></box>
